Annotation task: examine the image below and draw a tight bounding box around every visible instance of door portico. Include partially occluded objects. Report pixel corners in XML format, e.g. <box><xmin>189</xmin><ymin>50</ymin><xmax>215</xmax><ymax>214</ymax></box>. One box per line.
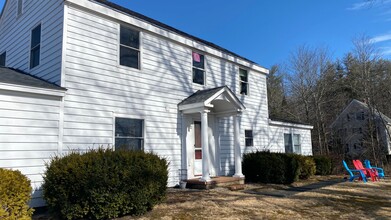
<box><xmin>179</xmin><ymin>86</ymin><xmax>245</xmax><ymax>182</ymax></box>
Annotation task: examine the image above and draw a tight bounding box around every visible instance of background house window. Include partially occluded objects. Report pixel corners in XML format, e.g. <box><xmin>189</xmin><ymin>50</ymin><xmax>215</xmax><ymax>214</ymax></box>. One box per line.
<box><xmin>0</xmin><ymin>52</ymin><xmax>5</xmax><ymax>66</ymax></box>
<box><xmin>17</xmin><ymin>0</ymin><xmax>23</xmax><ymax>17</ymax></box>
<box><xmin>115</xmin><ymin>118</ymin><xmax>144</xmax><ymax>151</ymax></box>
<box><xmin>239</xmin><ymin>68</ymin><xmax>249</xmax><ymax>95</ymax></box>
<box><xmin>245</xmin><ymin>130</ymin><xmax>253</xmax><ymax>147</ymax></box>
<box><xmin>30</xmin><ymin>24</ymin><xmax>41</xmax><ymax>69</ymax></box>
<box><xmin>192</xmin><ymin>52</ymin><xmax>205</xmax><ymax>85</ymax></box>
<box><xmin>284</xmin><ymin>133</ymin><xmax>301</xmax><ymax>153</ymax></box>
<box><xmin>120</xmin><ymin>25</ymin><xmax>140</xmax><ymax>69</ymax></box>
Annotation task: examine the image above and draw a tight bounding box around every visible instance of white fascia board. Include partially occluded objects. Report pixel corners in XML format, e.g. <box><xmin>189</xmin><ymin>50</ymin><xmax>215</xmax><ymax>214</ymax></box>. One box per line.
<box><xmin>0</xmin><ymin>82</ymin><xmax>66</xmax><ymax>97</ymax></box>
<box><xmin>269</xmin><ymin>119</ymin><xmax>313</xmax><ymax>130</ymax></box>
<box><xmin>65</xmin><ymin>0</ymin><xmax>269</xmax><ymax>75</ymax></box>
<box><xmin>179</xmin><ymin>102</ymin><xmax>213</xmax><ymax>111</ymax></box>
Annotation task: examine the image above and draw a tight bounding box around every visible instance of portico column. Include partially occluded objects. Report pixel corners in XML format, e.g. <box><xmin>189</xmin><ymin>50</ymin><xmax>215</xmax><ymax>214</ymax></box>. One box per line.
<box><xmin>233</xmin><ymin>113</ymin><xmax>244</xmax><ymax>178</ymax></box>
<box><xmin>200</xmin><ymin>109</ymin><xmax>211</xmax><ymax>182</ymax></box>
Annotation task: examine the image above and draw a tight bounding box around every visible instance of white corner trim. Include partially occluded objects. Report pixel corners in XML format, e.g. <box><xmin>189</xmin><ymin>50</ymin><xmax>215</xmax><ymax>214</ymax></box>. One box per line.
<box><xmin>0</xmin><ymin>82</ymin><xmax>66</xmax><ymax>97</ymax></box>
<box><xmin>268</xmin><ymin>119</ymin><xmax>313</xmax><ymax>130</ymax></box>
<box><xmin>64</xmin><ymin>0</ymin><xmax>269</xmax><ymax>75</ymax></box>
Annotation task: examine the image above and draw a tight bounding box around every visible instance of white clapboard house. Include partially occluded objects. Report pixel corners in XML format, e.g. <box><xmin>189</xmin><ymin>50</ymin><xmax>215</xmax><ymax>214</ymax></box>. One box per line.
<box><xmin>0</xmin><ymin>0</ymin><xmax>313</xmax><ymax>206</ymax></box>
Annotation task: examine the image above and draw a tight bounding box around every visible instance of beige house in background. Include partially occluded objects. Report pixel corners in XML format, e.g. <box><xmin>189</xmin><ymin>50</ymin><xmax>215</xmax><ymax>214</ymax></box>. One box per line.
<box><xmin>331</xmin><ymin>99</ymin><xmax>391</xmax><ymax>158</ymax></box>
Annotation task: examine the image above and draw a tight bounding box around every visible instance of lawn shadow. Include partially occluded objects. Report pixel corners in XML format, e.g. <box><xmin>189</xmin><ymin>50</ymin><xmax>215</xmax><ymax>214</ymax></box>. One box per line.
<box><xmin>243</xmin><ymin>178</ymin><xmax>345</xmax><ymax>198</ymax></box>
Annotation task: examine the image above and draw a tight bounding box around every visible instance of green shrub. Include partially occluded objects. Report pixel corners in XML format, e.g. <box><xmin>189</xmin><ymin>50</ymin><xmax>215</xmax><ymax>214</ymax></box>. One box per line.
<box><xmin>242</xmin><ymin>151</ymin><xmax>300</xmax><ymax>184</ymax></box>
<box><xmin>313</xmin><ymin>155</ymin><xmax>332</xmax><ymax>175</ymax></box>
<box><xmin>42</xmin><ymin>148</ymin><xmax>168</xmax><ymax>219</ymax></box>
<box><xmin>0</xmin><ymin>168</ymin><xmax>34</xmax><ymax>220</ymax></box>
<box><xmin>289</xmin><ymin>154</ymin><xmax>316</xmax><ymax>180</ymax></box>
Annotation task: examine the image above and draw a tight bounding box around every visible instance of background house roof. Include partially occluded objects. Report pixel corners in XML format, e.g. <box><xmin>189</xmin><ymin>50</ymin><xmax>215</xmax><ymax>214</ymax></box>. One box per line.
<box><xmin>91</xmin><ymin>0</ymin><xmax>263</xmax><ymax>68</ymax></box>
<box><xmin>0</xmin><ymin>67</ymin><xmax>66</xmax><ymax>91</ymax></box>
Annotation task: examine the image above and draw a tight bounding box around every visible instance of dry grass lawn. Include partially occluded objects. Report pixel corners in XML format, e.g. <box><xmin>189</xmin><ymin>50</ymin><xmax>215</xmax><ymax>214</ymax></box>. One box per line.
<box><xmin>118</xmin><ymin>176</ymin><xmax>391</xmax><ymax>220</ymax></box>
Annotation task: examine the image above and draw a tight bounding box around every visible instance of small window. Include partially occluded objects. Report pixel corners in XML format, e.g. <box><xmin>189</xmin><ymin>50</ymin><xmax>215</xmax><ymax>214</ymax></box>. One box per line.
<box><xmin>192</xmin><ymin>52</ymin><xmax>205</xmax><ymax>85</ymax></box>
<box><xmin>0</xmin><ymin>52</ymin><xmax>5</xmax><ymax>66</ymax></box>
<box><xmin>245</xmin><ymin>130</ymin><xmax>253</xmax><ymax>147</ymax></box>
<box><xmin>115</xmin><ymin>118</ymin><xmax>144</xmax><ymax>151</ymax></box>
<box><xmin>293</xmin><ymin>134</ymin><xmax>301</xmax><ymax>154</ymax></box>
<box><xmin>239</xmin><ymin>68</ymin><xmax>249</xmax><ymax>95</ymax></box>
<box><xmin>356</xmin><ymin>112</ymin><xmax>365</xmax><ymax>120</ymax></box>
<box><xmin>284</xmin><ymin>133</ymin><xmax>301</xmax><ymax>154</ymax></box>
<box><xmin>284</xmin><ymin>133</ymin><xmax>293</xmax><ymax>153</ymax></box>
<box><xmin>30</xmin><ymin>24</ymin><xmax>41</xmax><ymax>69</ymax></box>
<box><xmin>17</xmin><ymin>0</ymin><xmax>23</xmax><ymax>17</ymax></box>
<box><xmin>346</xmin><ymin>114</ymin><xmax>350</xmax><ymax>121</ymax></box>
<box><xmin>120</xmin><ymin>25</ymin><xmax>140</xmax><ymax>69</ymax></box>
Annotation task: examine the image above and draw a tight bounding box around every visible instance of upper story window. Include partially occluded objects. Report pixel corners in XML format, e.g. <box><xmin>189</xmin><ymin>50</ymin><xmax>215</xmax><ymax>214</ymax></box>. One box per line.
<box><xmin>245</xmin><ymin>130</ymin><xmax>253</xmax><ymax>147</ymax></box>
<box><xmin>0</xmin><ymin>52</ymin><xmax>5</xmax><ymax>66</ymax></box>
<box><xmin>239</xmin><ymin>68</ymin><xmax>249</xmax><ymax>95</ymax></box>
<box><xmin>17</xmin><ymin>0</ymin><xmax>23</xmax><ymax>17</ymax></box>
<box><xmin>120</xmin><ymin>25</ymin><xmax>140</xmax><ymax>69</ymax></box>
<box><xmin>192</xmin><ymin>52</ymin><xmax>205</xmax><ymax>85</ymax></box>
<box><xmin>356</xmin><ymin>111</ymin><xmax>365</xmax><ymax>120</ymax></box>
<box><xmin>30</xmin><ymin>24</ymin><xmax>41</xmax><ymax>69</ymax></box>
<box><xmin>115</xmin><ymin>117</ymin><xmax>144</xmax><ymax>151</ymax></box>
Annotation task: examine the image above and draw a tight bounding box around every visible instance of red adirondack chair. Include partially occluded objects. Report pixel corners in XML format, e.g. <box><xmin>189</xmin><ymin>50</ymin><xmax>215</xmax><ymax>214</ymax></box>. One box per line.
<box><xmin>353</xmin><ymin>160</ymin><xmax>378</xmax><ymax>182</ymax></box>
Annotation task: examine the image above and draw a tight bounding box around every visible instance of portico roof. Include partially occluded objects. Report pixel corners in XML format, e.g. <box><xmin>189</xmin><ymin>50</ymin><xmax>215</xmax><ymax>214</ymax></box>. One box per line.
<box><xmin>178</xmin><ymin>86</ymin><xmax>245</xmax><ymax>114</ymax></box>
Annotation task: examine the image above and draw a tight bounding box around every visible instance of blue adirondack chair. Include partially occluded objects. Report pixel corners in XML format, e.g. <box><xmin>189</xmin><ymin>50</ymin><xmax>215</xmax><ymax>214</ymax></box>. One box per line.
<box><xmin>364</xmin><ymin>160</ymin><xmax>385</xmax><ymax>178</ymax></box>
<box><xmin>343</xmin><ymin>160</ymin><xmax>367</xmax><ymax>183</ymax></box>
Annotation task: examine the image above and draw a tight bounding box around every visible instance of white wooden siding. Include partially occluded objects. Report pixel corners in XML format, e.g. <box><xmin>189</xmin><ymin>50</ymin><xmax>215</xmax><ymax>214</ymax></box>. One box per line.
<box><xmin>0</xmin><ymin>89</ymin><xmax>62</xmax><ymax>207</ymax></box>
<box><xmin>0</xmin><ymin>0</ymin><xmax>64</xmax><ymax>84</ymax></box>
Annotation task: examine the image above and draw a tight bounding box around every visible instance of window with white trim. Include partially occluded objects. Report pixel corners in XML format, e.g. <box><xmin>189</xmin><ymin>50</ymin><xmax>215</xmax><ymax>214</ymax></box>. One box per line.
<box><xmin>239</xmin><ymin>68</ymin><xmax>249</xmax><ymax>95</ymax></box>
<box><xmin>30</xmin><ymin>24</ymin><xmax>41</xmax><ymax>69</ymax></box>
<box><xmin>120</xmin><ymin>25</ymin><xmax>140</xmax><ymax>69</ymax></box>
<box><xmin>284</xmin><ymin>133</ymin><xmax>301</xmax><ymax>154</ymax></box>
<box><xmin>192</xmin><ymin>52</ymin><xmax>205</xmax><ymax>85</ymax></box>
<box><xmin>245</xmin><ymin>130</ymin><xmax>253</xmax><ymax>147</ymax></box>
<box><xmin>0</xmin><ymin>52</ymin><xmax>5</xmax><ymax>66</ymax></box>
<box><xmin>115</xmin><ymin>118</ymin><xmax>144</xmax><ymax>151</ymax></box>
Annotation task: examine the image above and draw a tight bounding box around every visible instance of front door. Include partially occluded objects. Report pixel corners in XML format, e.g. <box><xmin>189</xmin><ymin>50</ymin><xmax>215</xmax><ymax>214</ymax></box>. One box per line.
<box><xmin>194</xmin><ymin>121</ymin><xmax>202</xmax><ymax>176</ymax></box>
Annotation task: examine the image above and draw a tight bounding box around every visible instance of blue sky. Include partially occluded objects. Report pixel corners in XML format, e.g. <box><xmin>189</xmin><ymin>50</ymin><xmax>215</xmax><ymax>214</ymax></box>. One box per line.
<box><xmin>1</xmin><ymin>0</ymin><xmax>390</xmax><ymax>68</ymax></box>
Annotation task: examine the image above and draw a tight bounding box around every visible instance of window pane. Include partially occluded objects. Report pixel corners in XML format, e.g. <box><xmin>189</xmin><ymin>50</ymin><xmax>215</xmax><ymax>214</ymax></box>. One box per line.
<box><xmin>0</xmin><ymin>52</ymin><xmax>5</xmax><ymax>66</ymax></box>
<box><xmin>120</xmin><ymin>46</ymin><xmax>139</xmax><ymax>69</ymax></box>
<box><xmin>284</xmin><ymin>134</ymin><xmax>293</xmax><ymax>153</ymax></box>
<box><xmin>115</xmin><ymin>138</ymin><xmax>142</xmax><ymax>151</ymax></box>
<box><xmin>192</xmin><ymin>53</ymin><xmax>204</xmax><ymax>69</ymax></box>
<box><xmin>293</xmin><ymin>134</ymin><xmax>300</xmax><ymax>145</ymax></box>
<box><xmin>18</xmin><ymin>0</ymin><xmax>23</xmax><ymax>15</ymax></box>
<box><xmin>192</xmin><ymin>68</ymin><xmax>204</xmax><ymax>85</ymax></box>
<box><xmin>31</xmin><ymin>25</ymin><xmax>41</xmax><ymax>48</ymax></box>
<box><xmin>239</xmin><ymin>69</ymin><xmax>248</xmax><ymax>82</ymax></box>
<box><xmin>240</xmin><ymin>82</ymin><xmax>248</xmax><ymax>95</ymax></box>
<box><xmin>120</xmin><ymin>26</ymin><xmax>139</xmax><ymax>49</ymax></box>
<box><xmin>245</xmin><ymin>130</ymin><xmax>253</xmax><ymax>138</ymax></box>
<box><xmin>30</xmin><ymin>47</ymin><xmax>40</xmax><ymax>69</ymax></box>
<box><xmin>245</xmin><ymin>138</ymin><xmax>253</xmax><ymax>147</ymax></box>
<box><xmin>115</xmin><ymin>118</ymin><xmax>143</xmax><ymax>137</ymax></box>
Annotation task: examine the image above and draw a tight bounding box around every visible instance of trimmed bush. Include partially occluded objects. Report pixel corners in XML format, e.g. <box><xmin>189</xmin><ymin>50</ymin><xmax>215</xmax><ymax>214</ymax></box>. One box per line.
<box><xmin>313</xmin><ymin>155</ymin><xmax>332</xmax><ymax>175</ymax></box>
<box><xmin>43</xmin><ymin>148</ymin><xmax>168</xmax><ymax>219</ymax></box>
<box><xmin>243</xmin><ymin>151</ymin><xmax>300</xmax><ymax>184</ymax></box>
<box><xmin>289</xmin><ymin>154</ymin><xmax>316</xmax><ymax>180</ymax></box>
<box><xmin>0</xmin><ymin>168</ymin><xmax>33</xmax><ymax>220</ymax></box>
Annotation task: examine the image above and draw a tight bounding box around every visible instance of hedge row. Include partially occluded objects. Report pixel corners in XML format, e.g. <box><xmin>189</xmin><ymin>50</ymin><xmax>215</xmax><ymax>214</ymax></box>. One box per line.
<box><xmin>243</xmin><ymin>151</ymin><xmax>332</xmax><ymax>184</ymax></box>
<box><xmin>42</xmin><ymin>149</ymin><xmax>168</xmax><ymax>220</ymax></box>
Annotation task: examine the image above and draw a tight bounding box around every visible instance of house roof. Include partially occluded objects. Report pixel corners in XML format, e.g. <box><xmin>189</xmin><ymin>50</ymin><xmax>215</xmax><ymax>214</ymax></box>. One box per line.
<box><xmin>0</xmin><ymin>67</ymin><xmax>66</xmax><ymax>91</ymax></box>
<box><xmin>178</xmin><ymin>86</ymin><xmax>245</xmax><ymax>112</ymax></box>
<box><xmin>91</xmin><ymin>0</ymin><xmax>263</xmax><ymax>69</ymax></box>
<box><xmin>330</xmin><ymin>99</ymin><xmax>391</xmax><ymax>127</ymax></box>
<box><xmin>179</xmin><ymin>86</ymin><xmax>228</xmax><ymax>106</ymax></box>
